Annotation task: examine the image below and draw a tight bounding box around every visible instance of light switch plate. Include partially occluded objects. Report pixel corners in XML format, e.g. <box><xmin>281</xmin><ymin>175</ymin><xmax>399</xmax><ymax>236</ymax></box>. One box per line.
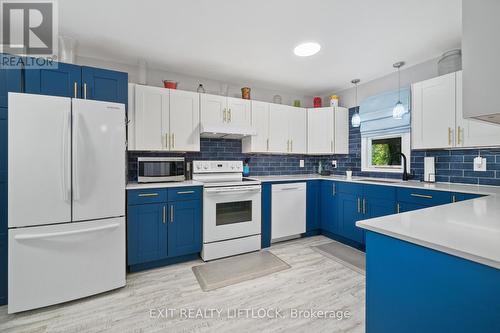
<box><xmin>299</xmin><ymin>160</ymin><xmax>305</xmax><ymax>168</ymax></box>
<box><xmin>331</xmin><ymin>160</ymin><xmax>337</xmax><ymax>168</ymax></box>
<box><xmin>473</xmin><ymin>157</ymin><xmax>487</xmax><ymax>172</ymax></box>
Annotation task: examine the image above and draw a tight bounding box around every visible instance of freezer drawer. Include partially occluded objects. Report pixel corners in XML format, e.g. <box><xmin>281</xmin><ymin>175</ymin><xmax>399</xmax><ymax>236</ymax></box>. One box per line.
<box><xmin>8</xmin><ymin>217</ymin><xmax>125</xmax><ymax>313</ymax></box>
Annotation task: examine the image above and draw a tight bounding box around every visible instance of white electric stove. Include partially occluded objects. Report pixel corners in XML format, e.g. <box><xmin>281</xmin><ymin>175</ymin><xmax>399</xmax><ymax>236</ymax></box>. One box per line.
<box><xmin>193</xmin><ymin>161</ymin><xmax>261</xmax><ymax>261</ymax></box>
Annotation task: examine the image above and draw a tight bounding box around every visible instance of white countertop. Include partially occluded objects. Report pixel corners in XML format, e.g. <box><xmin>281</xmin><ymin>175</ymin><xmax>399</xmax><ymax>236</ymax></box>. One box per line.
<box><xmin>255</xmin><ymin>174</ymin><xmax>500</xmax><ymax>269</ymax></box>
<box><xmin>126</xmin><ymin>180</ymin><xmax>203</xmax><ymax>190</ymax></box>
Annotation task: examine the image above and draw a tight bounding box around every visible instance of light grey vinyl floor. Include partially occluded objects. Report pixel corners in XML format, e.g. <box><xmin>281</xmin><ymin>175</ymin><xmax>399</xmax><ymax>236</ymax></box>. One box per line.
<box><xmin>0</xmin><ymin>236</ymin><xmax>365</xmax><ymax>333</ymax></box>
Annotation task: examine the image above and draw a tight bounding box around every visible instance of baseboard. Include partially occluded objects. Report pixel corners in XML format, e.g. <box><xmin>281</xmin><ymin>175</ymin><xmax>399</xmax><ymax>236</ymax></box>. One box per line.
<box><xmin>127</xmin><ymin>253</ymin><xmax>200</xmax><ymax>273</ymax></box>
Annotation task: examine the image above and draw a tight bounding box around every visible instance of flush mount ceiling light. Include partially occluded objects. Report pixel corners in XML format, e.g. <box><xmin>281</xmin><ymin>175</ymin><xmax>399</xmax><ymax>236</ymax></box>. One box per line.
<box><xmin>393</xmin><ymin>61</ymin><xmax>406</xmax><ymax>120</ymax></box>
<box><xmin>293</xmin><ymin>42</ymin><xmax>321</xmax><ymax>57</ymax></box>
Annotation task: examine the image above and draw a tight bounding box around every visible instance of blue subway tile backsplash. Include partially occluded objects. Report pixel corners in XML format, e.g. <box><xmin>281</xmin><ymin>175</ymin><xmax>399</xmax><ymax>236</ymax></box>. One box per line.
<box><xmin>127</xmin><ymin>107</ymin><xmax>500</xmax><ymax>186</ymax></box>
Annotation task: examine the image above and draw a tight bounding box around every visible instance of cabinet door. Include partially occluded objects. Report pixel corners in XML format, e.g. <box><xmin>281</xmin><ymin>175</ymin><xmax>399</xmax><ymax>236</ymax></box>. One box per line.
<box><xmin>24</xmin><ymin>61</ymin><xmax>81</xmax><ymax>98</ymax></box>
<box><xmin>169</xmin><ymin>89</ymin><xmax>200</xmax><ymax>152</ymax></box>
<box><xmin>306</xmin><ymin>180</ymin><xmax>321</xmax><ymax>232</ymax></box>
<box><xmin>320</xmin><ymin>181</ymin><xmax>338</xmax><ymax>233</ymax></box>
<box><xmin>167</xmin><ymin>200</ymin><xmax>201</xmax><ymax>257</ymax></box>
<box><xmin>455</xmin><ymin>71</ymin><xmax>500</xmax><ymax>147</ymax></box>
<box><xmin>412</xmin><ymin>72</ymin><xmax>456</xmax><ymax>149</ymax></box>
<box><xmin>200</xmin><ymin>94</ymin><xmax>226</xmax><ymax>126</ymax></box>
<box><xmin>0</xmin><ymin>54</ymin><xmax>23</xmax><ymax>107</ymax></box>
<box><xmin>227</xmin><ymin>97</ymin><xmax>251</xmax><ymax>127</ymax></box>
<box><xmin>337</xmin><ymin>192</ymin><xmax>365</xmax><ymax>244</ymax></box>
<box><xmin>127</xmin><ymin>203</ymin><xmax>168</xmax><ymax>265</ymax></box>
<box><xmin>364</xmin><ymin>184</ymin><xmax>396</xmax><ymax>218</ymax></box>
<box><xmin>451</xmin><ymin>192</ymin><xmax>483</xmax><ymax>203</ymax></box>
<box><xmin>334</xmin><ymin>107</ymin><xmax>349</xmax><ymax>154</ymax></box>
<box><xmin>134</xmin><ymin>85</ymin><xmax>169</xmax><ymax>151</ymax></box>
<box><xmin>81</xmin><ymin>66</ymin><xmax>128</xmax><ymax>106</ymax></box>
<box><xmin>243</xmin><ymin>100</ymin><xmax>269</xmax><ymax>152</ymax></box>
<box><xmin>268</xmin><ymin>104</ymin><xmax>289</xmax><ymax>153</ymax></box>
<box><xmin>288</xmin><ymin>106</ymin><xmax>307</xmax><ymax>154</ymax></box>
<box><xmin>307</xmin><ymin>107</ymin><xmax>334</xmax><ymax>154</ymax></box>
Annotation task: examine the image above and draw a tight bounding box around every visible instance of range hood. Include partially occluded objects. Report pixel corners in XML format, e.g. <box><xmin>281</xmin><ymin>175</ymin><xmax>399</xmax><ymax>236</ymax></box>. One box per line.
<box><xmin>200</xmin><ymin>124</ymin><xmax>257</xmax><ymax>139</ymax></box>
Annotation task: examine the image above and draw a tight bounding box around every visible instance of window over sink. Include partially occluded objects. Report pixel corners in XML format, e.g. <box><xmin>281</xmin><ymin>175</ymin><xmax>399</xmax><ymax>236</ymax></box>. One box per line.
<box><xmin>361</xmin><ymin>132</ymin><xmax>410</xmax><ymax>173</ymax></box>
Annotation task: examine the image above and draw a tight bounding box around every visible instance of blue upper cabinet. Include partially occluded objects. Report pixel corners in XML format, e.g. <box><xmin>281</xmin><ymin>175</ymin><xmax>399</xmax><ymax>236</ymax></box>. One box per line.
<box><xmin>320</xmin><ymin>181</ymin><xmax>338</xmax><ymax>234</ymax></box>
<box><xmin>82</xmin><ymin>66</ymin><xmax>128</xmax><ymax>106</ymax></box>
<box><xmin>0</xmin><ymin>54</ymin><xmax>23</xmax><ymax>107</ymax></box>
<box><xmin>306</xmin><ymin>180</ymin><xmax>321</xmax><ymax>232</ymax></box>
<box><xmin>24</xmin><ymin>61</ymin><xmax>82</xmax><ymax>98</ymax></box>
<box><xmin>167</xmin><ymin>200</ymin><xmax>202</xmax><ymax>257</ymax></box>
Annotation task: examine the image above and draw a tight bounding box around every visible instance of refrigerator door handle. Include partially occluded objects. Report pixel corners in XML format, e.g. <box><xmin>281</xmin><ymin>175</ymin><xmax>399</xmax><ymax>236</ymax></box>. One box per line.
<box><xmin>63</xmin><ymin>111</ymin><xmax>71</xmax><ymax>202</ymax></box>
<box><xmin>14</xmin><ymin>223</ymin><xmax>120</xmax><ymax>240</ymax></box>
<box><xmin>73</xmin><ymin>112</ymin><xmax>80</xmax><ymax>201</ymax></box>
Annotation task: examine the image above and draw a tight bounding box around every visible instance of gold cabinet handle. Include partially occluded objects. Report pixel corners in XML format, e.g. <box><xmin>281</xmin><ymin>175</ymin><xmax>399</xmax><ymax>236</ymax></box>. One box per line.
<box><xmin>162</xmin><ymin>206</ymin><xmax>166</xmax><ymax>224</ymax></box>
<box><xmin>138</xmin><ymin>193</ymin><xmax>159</xmax><ymax>197</ymax></box>
<box><xmin>165</xmin><ymin>133</ymin><xmax>169</xmax><ymax>149</ymax></box>
<box><xmin>228</xmin><ymin>108</ymin><xmax>231</xmax><ymax>122</ymax></box>
<box><xmin>83</xmin><ymin>83</ymin><xmax>88</xmax><ymax>99</ymax></box>
<box><xmin>457</xmin><ymin>126</ymin><xmax>462</xmax><ymax>145</ymax></box>
<box><xmin>363</xmin><ymin>198</ymin><xmax>366</xmax><ymax>214</ymax></box>
<box><xmin>410</xmin><ymin>193</ymin><xmax>433</xmax><ymax>199</ymax></box>
<box><xmin>332</xmin><ymin>183</ymin><xmax>336</xmax><ymax>196</ymax></box>
<box><xmin>170</xmin><ymin>205</ymin><xmax>174</xmax><ymax>223</ymax></box>
<box><xmin>266</xmin><ymin>138</ymin><xmax>269</xmax><ymax>151</ymax></box>
<box><xmin>74</xmin><ymin>82</ymin><xmax>78</xmax><ymax>98</ymax></box>
<box><xmin>223</xmin><ymin>108</ymin><xmax>227</xmax><ymax>122</ymax></box>
<box><xmin>357</xmin><ymin>197</ymin><xmax>361</xmax><ymax>213</ymax></box>
<box><xmin>452</xmin><ymin>195</ymin><xmax>456</xmax><ymax>203</ymax></box>
<box><xmin>448</xmin><ymin>127</ymin><xmax>452</xmax><ymax>146</ymax></box>
<box><xmin>171</xmin><ymin>133</ymin><xmax>175</xmax><ymax>149</ymax></box>
<box><xmin>396</xmin><ymin>203</ymin><xmax>400</xmax><ymax>213</ymax></box>
<box><xmin>177</xmin><ymin>190</ymin><xmax>194</xmax><ymax>194</ymax></box>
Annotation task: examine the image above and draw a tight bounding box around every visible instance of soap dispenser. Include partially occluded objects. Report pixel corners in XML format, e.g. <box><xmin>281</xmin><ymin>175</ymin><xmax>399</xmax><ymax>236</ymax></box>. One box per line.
<box><xmin>318</xmin><ymin>161</ymin><xmax>323</xmax><ymax>175</ymax></box>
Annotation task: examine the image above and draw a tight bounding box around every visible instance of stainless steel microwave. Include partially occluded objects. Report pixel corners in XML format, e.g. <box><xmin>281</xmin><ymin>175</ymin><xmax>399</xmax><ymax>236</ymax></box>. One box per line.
<box><xmin>137</xmin><ymin>157</ymin><xmax>185</xmax><ymax>183</ymax></box>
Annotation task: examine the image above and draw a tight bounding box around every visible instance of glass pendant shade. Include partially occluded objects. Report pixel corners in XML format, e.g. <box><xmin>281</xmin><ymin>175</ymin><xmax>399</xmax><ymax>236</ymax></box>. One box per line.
<box><xmin>393</xmin><ymin>101</ymin><xmax>405</xmax><ymax>120</ymax></box>
<box><xmin>351</xmin><ymin>112</ymin><xmax>361</xmax><ymax>127</ymax></box>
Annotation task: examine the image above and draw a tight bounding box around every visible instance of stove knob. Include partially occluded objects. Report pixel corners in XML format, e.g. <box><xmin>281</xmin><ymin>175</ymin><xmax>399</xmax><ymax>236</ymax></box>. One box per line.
<box><xmin>231</xmin><ymin>165</ymin><xmax>235</xmax><ymax>170</ymax></box>
<box><xmin>196</xmin><ymin>164</ymin><xmax>201</xmax><ymax>170</ymax></box>
<box><xmin>203</xmin><ymin>164</ymin><xmax>209</xmax><ymax>170</ymax></box>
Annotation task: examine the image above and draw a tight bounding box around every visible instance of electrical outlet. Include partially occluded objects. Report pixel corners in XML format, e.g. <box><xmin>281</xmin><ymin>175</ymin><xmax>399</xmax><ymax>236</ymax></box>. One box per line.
<box><xmin>473</xmin><ymin>157</ymin><xmax>487</xmax><ymax>171</ymax></box>
<box><xmin>331</xmin><ymin>160</ymin><xmax>338</xmax><ymax>168</ymax></box>
<box><xmin>299</xmin><ymin>159</ymin><xmax>305</xmax><ymax>168</ymax></box>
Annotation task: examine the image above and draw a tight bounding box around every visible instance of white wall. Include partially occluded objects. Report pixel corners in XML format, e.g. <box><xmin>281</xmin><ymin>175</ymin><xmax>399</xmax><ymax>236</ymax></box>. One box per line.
<box><xmin>325</xmin><ymin>57</ymin><xmax>441</xmax><ymax>108</ymax></box>
<box><xmin>76</xmin><ymin>55</ymin><xmax>315</xmax><ymax>107</ymax></box>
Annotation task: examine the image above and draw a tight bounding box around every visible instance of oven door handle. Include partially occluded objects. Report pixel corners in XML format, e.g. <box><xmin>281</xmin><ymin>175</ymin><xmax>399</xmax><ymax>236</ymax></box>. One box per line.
<box><xmin>205</xmin><ymin>186</ymin><xmax>261</xmax><ymax>194</ymax></box>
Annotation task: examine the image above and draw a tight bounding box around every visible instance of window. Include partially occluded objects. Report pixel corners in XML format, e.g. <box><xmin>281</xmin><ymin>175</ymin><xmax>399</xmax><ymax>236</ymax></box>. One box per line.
<box><xmin>361</xmin><ymin>132</ymin><xmax>410</xmax><ymax>173</ymax></box>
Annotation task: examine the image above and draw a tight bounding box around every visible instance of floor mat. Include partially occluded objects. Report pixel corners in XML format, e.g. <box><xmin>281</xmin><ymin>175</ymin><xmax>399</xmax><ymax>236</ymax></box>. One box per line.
<box><xmin>311</xmin><ymin>241</ymin><xmax>365</xmax><ymax>274</ymax></box>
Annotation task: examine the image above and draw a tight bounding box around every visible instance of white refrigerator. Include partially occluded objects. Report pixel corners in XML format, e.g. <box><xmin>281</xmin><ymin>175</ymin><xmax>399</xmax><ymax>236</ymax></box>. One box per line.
<box><xmin>7</xmin><ymin>93</ymin><xmax>126</xmax><ymax>314</ymax></box>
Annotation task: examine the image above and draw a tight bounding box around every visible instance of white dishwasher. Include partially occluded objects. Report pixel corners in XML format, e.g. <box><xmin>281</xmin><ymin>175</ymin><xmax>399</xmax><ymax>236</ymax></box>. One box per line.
<box><xmin>271</xmin><ymin>182</ymin><xmax>307</xmax><ymax>242</ymax></box>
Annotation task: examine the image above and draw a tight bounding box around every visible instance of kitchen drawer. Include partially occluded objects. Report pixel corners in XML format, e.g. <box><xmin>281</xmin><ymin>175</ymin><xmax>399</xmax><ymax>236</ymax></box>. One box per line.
<box><xmin>337</xmin><ymin>182</ymin><xmax>363</xmax><ymax>194</ymax></box>
<box><xmin>168</xmin><ymin>187</ymin><xmax>202</xmax><ymax>201</ymax></box>
<box><xmin>397</xmin><ymin>188</ymin><xmax>451</xmax><ymax>207</ymax></box>
<box><xmin>127</xmin><ymin>188</ymin><xmax>168</xmax><ymax>205</ymax></box>
<box><xmin>363</xmin><ymin>184</ymin><xmax>396</xmax><ymax>200</ymax></box>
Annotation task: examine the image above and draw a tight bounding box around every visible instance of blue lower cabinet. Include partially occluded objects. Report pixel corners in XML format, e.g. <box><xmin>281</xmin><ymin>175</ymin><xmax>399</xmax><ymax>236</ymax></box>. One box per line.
<box><xmin>127</xmin><ymin>187</ymin><xmax>202</xmax><ymax>270</ymax></box>
<box><xmin>397</xmin><ymin>188</ymin><xmax>451</xmax><ymax>207</ymax></box>
<box><xmin>452</xmin><ymin>192</ymin><xmax>483</xmax><ymax>202</ymax></box>
<box><xmin>306</xmin><ymin>180</ymin><xmax>321</xmax><ymax>232</ymax></box>
<box><xmin>364</xmin><ymin>184</ymin><xmax>396</xmax><ymax>219</ymax></box>
<box><xmin>0</xmin><ymin>233</ymin><xmax>6</xmax><ymax>305</ymax></box>
<box><xmin>167</xmin><ymin>200</ymin><xmax>202</xmax><ymax>257</ymax></box>
<box><xmin>320</xmin><ymin>181</ymin><xmax>338</xmax><ymax>234</ymax></box>
<box><xmin>337</xmin><ymin>191</ymin><xmax>365</xmax><ymax>244</ymax></box>
<box><xmin>82</xmin><ymin>66</ymin><xmax>128</xmax><ymax>106</ymax></box>
<box><xmin>0</xmin><ymin>53</ymin><xmax>23</xmax><ymax>107</ymax></box>
<box><xmin>24</xmin><ymin>61</ymin><xmax>82</xmax><ymax>98</ymax></box>
<box><xmin>261</xmin><ymin>183</ymin><xmax>272</xmax><ymax>248</ymax></box>
<box><xmin>398</xmin><ymin>201</ymin><xmax>429</xmax><ymax>213</ymax></box>
<box><xmin>127</xmin><ymin>203</ymin><xmax>168</xmax><ymax>265</ymax></box>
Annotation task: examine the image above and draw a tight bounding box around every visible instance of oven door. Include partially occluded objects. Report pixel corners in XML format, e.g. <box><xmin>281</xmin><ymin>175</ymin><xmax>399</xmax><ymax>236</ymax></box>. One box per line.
<box><xmin>138</xmin><ymin>157</ymin><xmax>185</xmax><ymax>182</ymax></box>
<box><xmin>203</xmin><ymin>185</ymin><xmax>261</xmax><ymax>243</ymax></box>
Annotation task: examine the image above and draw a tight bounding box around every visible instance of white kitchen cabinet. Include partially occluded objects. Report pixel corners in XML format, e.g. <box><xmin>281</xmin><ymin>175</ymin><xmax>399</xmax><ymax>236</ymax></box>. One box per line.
<box><xmin>412</xmin><ymin>71</ymin><xmax>500</xmax><ymax>150</ymax></box>
<box><xmin>455</xmin><ymin>71</ymin><xmax>500</xmax><ymax>147</ymax></box>
<box><xmin>169</xmin><ymin>89</ymin><xmax>200</xmax><ymax>151</ymax></box>
<box><xmin>308</xmin><ymin>107</ymin><xmax>334</xmax><ymax>154</ymax></box>
<box><xmin>128</xmin><ymin>84</ymin><xmax>200</xmax><ymax>151</ymax></box>
<box><xmin>268</xmin><ymin>104</ymin><xmax>290</xmax><ymax>153</ymax></box>
<box><xmin>288</xmin><ymin>106</ymin><xmax>307</xmax><ymax>154</ymax></box>
<box><xmin>412</xmin><ymin>72</ymin><xmax>456</xmax><ymax>149</ymax></box>
<box><xmin>200</xmin><ymin>94</ymin><xmax>251</xmax><ymax>128</ymax></box>
<box><xmin>307</xmin><ymin>107</ymin><xmax>349</xmax><ymax>155</ymax></box>
<box><xmin>242</xmin><ymin>100</ymin><xmax>269</xmax><ymax>153</ymax></box>
<box><xmin>334</xmin><ymin>107</ymin><xmax>349</xmax><ymax>154</ymax></box>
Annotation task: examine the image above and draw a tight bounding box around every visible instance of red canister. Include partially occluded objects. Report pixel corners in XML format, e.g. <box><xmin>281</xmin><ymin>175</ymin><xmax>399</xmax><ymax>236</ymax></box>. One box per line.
<box><xmin>163</xmin><ymin>80</ymin><xmax>178</xmax><ymax>89</ymax></box>
<box><xmin>313</xmin><ymin>97</ymin><xmax>322</xmax><ymax>108</ymax></box>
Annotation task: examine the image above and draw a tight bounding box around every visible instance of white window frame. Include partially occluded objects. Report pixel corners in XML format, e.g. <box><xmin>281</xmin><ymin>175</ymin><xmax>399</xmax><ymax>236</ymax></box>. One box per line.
<box><xmin>361</xmin><ymin>132</ymin><xmax>411</xmax><ymax>173</ymax></box>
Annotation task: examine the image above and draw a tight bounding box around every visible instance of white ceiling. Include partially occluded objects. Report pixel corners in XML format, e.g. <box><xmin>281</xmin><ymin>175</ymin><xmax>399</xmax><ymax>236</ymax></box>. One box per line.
<box><xmin>59</xmin><ymin>0</ymin><xmax>461</xmax><ymax>95</ymax></box>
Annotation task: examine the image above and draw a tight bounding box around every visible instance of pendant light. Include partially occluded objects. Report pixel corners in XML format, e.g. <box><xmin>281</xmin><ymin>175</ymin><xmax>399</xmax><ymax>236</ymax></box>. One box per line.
<box><xmin>351</xmin><ymin>79</ymin><xmax>361</xmax><ymax>127</ymax></box>
<box><xmin>392</xmin><ymin>61</ymin><xmax>405</xmax><ymax>120</ymax></box>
